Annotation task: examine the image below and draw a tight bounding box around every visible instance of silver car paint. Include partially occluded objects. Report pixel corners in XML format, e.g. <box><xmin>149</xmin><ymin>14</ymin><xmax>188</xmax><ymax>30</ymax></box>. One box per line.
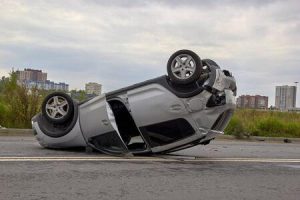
<box><xmin>127</xmin><ymin>84</ymin><xmax>190</xmax><ymax>127</ymax></box>
<box><xmin>32</xmin><ymin>68</ymin><xmax>236</xmax><ymax>154</ymax></box>
<box><xmin>79</xmin><ymin>94</ymin><xmax>117</xmax><ymax>139</ymax></box>
<box><xmin>33</xmin><ymin>118</ymin><xmax>86</xmax><ymax>148</ymax></box>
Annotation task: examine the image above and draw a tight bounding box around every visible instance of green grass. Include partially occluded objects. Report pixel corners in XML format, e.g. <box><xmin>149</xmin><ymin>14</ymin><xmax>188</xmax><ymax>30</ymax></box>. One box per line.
<box><xmin>225</xmin><ymin>109</ymin><xmax>300</xmax><ymax>138</ymax></box>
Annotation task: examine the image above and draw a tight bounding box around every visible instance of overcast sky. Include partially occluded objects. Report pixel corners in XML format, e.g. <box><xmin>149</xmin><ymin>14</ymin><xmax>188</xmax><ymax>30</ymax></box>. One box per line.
<box><xmin>0</xmin><ymin>0</ymin><xmax>299</xmax><ymax>106</ymax></box>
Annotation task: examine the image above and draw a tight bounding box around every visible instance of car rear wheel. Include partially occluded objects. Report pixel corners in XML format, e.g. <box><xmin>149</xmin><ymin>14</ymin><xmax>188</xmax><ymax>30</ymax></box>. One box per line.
<box><xmin>202</xmin><ymin>59</ymin><xmax>220</xmax><ymax>69</ymax></box>
<box><xmin>167</xmin><ymin>49</ymin><xmax>203</xmax><ymax>85</ymax></box>
<box><xmin>42</xmin><ymin>92</ymin><xmax>74</xmax><ymax>124</ymax></box>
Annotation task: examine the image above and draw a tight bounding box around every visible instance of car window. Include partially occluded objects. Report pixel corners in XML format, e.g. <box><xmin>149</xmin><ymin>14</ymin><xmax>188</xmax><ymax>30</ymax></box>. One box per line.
<box><xmin>141</xmin><ymin>118</ymin><xmax>195</xmax><ymax>147</ymax></box>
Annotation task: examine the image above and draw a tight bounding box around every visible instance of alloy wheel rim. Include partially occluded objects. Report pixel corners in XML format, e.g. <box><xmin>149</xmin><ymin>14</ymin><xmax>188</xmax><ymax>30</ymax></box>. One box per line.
<box><xmin>171</xmin><ymin>54</ymin><xmax>196</xmax><ymax>80</ymax></box>
<box><xmin>45</xmin><ymin>96</ymin><xmax>69</xmax><ymax>120</ymax></box>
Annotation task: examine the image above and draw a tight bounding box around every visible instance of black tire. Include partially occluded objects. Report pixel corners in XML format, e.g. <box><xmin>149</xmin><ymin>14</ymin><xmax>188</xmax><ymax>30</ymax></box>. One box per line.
<box><xmin>202</xmin><ymin>59</ymin><xmax>220</xmax><ymax>69</ymax></box>
<box><xmin>167</xmin><ymin>49</ymin><xmax>202</xmax><ymax>85</ymax></box>
<box><xmin>41</xmin><ymin>92</ymin><xmax>74</xmax><ymax>124</ymax></box>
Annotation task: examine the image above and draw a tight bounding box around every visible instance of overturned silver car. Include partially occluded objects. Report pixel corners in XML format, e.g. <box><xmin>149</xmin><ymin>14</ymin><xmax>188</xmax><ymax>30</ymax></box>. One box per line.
<box><xmin>32</xmin><ymin>50</ymin><xmax>237</xmax><ymax>156</ymax></box>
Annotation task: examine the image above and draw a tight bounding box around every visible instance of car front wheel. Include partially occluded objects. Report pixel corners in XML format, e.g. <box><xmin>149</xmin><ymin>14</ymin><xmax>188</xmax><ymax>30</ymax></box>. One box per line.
<box><xmin>167</xmin><ymin>49</ymin><xmax>203</xmax><ymax>85</ymax></box>
<box><xmin>41</xmin><ymin>92</ymin><xmax>74</xmax><ymax>124</ymax></box>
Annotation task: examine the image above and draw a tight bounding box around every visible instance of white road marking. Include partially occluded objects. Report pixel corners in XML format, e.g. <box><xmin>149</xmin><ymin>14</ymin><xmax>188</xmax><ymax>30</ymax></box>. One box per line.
<box><xmin>0</xmin><ymin>156</ymin><xmax>300</xmax><ymax>163</ymax></box>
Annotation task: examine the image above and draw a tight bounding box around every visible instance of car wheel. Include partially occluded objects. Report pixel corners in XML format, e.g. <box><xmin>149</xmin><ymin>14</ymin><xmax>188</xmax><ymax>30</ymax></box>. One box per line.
<box><xmin>167</xmin><ymin>49</ymin><xmax>203</xmax><ymax>85</ymax></box>
<box><xmin>202</xmin><ymin>59</ymin><xmax>220</xmax><ymax>69</ymax></box>
<box><xmin>41</xmin><ymin>92</ymin><xmax>74</xmax><ymax>124</ymax></box>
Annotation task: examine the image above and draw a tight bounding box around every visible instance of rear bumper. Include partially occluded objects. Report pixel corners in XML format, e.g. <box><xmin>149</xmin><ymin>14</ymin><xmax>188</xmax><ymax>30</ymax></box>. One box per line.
<box><xmin>32</xmin><ymin>116</ymin><xmax>86</xmax><ymax>149</ymax></box>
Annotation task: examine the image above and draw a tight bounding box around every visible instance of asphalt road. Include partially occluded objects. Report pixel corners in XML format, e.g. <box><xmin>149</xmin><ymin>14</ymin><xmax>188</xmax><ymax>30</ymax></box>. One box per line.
<box><xmin>0</xmin><ymin>136</ymin><xmax>300</xmax><ymax>200</ymax></box>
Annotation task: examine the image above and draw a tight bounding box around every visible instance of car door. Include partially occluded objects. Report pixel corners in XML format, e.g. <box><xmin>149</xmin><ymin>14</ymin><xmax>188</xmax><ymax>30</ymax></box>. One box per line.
<box><xmin>79</xmin><ymin>94</ymin><xmax>130</xmax><ymax>155</ymax></box>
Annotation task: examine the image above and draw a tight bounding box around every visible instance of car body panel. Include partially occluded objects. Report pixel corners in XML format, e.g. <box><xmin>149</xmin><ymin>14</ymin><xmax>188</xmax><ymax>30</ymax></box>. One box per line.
<box><xmin>32</xmin><ymin>117</ymin><xmax>86</xmax><ymax>148</ymax></box>
<box><xmin>79</xmin><ymin>94</ymin><xmax>115</xmax><ymax>139</ymax></box>
<box><xmin>127</xmin><ymin>84</ymin><xmax>189</xmax><ymax>126</ymax></box>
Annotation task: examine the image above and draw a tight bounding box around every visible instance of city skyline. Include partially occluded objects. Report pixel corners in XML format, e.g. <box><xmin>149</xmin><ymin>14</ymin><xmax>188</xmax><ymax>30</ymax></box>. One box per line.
<box><xmin>16</xmin><ymin>68</ymin><xmax>69</xmax><ymax>91</ymax></box>
<box><xmin>0</xmin><ymin>0</ymin><xmax>299</xmax><ymax>106</ymax></box>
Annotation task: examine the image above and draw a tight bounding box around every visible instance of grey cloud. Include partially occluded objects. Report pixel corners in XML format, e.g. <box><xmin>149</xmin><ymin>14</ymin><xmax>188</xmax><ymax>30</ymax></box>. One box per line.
<box><xmin>0</xmin><ymin>0</ymin><xmax>299</xmax><ymax>106</ymax></box>
<box><xmin>88</xmin><ymin>0</ymin><xmax>281</xmax><ymax>8</ymax></box>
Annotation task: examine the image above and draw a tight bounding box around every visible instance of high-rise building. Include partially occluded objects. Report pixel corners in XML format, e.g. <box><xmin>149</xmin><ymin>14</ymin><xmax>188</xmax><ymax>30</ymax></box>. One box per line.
<box><xmin>236</xmin><ymin>95</ymin><xmax>268</xmax><ymax>109</ymax></box>
<box><xmin>275</xmin><ymin>85</ymin><xmax>297</xmax><ymax>111</ymax></box>
<box><xmin>85</xmin><ymin>82</ymin><xmax>102</xmax><ymax>96</ymax></box>
<box><xmin>16</xmin><ymin>68</ymin><xmax>47</xmax><ymax>82</ymax></box>
<box><xmin>16</xmin><ymin>68</ymin><xmax>68</xmax><ymax>91</ymax></box>
<box><xmin>25</xmin><ymin>80</ymin><xmax>69</xmax><ymax>91</ymax></box>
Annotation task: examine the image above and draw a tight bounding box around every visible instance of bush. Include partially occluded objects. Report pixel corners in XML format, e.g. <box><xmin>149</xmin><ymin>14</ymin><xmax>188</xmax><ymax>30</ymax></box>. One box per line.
<box><xmin>0</xmin><ymin>71</ymin><xmax>44</xmax><ymax>128</ymax></box>
<box><xmin>224</xmin><ymin>116</ymin><xmax>245</xmax><ymax>138</ymax></box>
<box><xmin>0</xmin><ymin>101</ymin><xmax>8</xmax><ymax>125</ymax></box>
<box><xmin>225</xmin><ymin>109</ymin><xmax>300</xmax><ymax>138</ymax></box>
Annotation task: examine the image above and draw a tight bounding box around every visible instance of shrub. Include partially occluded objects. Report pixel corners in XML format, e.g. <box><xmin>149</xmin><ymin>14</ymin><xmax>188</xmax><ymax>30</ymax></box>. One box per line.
<box><xmin>225</xmin><ymin>109</ymin><xmax>300</xmax><ymax>138</ymax></box>
<box><xmin>0</xmin><ymin>71</ymin><xmax>43</xmax><ymax>128</ymax></box>
<box><xmin>224</xmin><ymin>116</ymin><xmax>245</xmax><ymax>139</ymax></box>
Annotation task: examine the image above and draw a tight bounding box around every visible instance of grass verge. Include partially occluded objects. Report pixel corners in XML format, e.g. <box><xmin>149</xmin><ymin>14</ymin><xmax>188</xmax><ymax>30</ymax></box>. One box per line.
<box><xmin>225</xmin><ymin>109</ymin><xmax>300</xmax><ymax>138</ymax></box>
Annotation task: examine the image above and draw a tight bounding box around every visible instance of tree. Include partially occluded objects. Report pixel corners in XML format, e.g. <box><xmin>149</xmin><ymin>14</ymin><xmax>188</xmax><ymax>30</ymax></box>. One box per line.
<box><xmin>0</xmin><ymin>70</ymin><xmax>43</xmax><ymax>128</ymax></box>
<box><xmin>0</xmin><ymin>76</ymin><xmax>9</xmax><ymax>94</ymax></box>
<box><xmin>70</xmin><ymin>89</ymin><xmax>88</xmax><ymax>102</ymax></box>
